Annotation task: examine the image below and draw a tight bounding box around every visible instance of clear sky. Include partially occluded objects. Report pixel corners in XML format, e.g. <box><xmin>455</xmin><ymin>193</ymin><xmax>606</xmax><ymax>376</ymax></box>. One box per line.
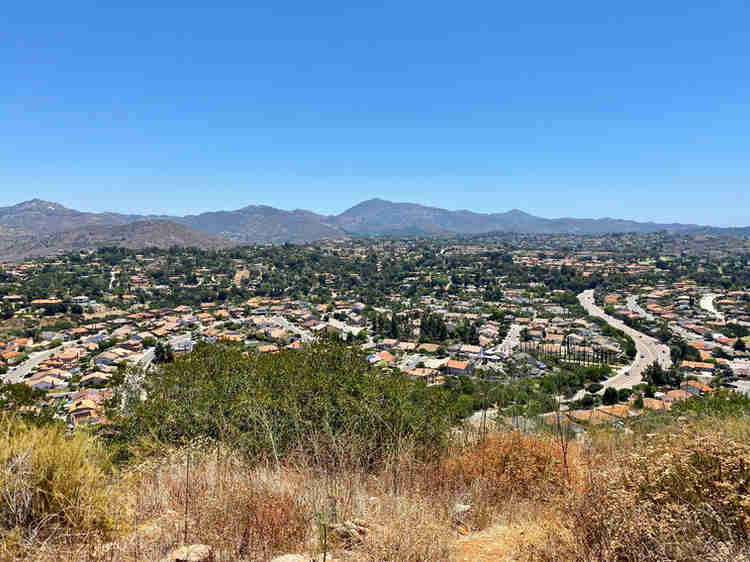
<box><xmin>2</xmin><ymin>1</ymin><xmax>749</xmax><ymax>225</ymax></box>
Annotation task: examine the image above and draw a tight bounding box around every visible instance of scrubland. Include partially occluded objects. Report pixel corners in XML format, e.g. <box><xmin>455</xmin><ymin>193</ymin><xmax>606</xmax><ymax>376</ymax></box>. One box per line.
<box><xmin>2</xmin><ymin>343</ymin><xmax>750</xmax><ymax>561</ymax></box>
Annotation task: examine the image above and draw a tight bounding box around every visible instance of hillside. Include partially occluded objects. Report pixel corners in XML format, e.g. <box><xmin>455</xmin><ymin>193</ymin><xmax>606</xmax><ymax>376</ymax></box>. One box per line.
<box><xmin>2</xmin><ymin>341</ymin><xmax>749</xmax><ymax>561</ymax></box>
<box><xmin>0</xmin><ymin>220</ymin><xmax>232</xmax><ymax>261</ymax></box>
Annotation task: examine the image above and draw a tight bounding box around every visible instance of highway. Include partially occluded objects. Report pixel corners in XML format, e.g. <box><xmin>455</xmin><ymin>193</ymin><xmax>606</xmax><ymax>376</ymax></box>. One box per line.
<box><xmin>578</xmin><ymin>290</ymin><xmax>672</xmax><ymax>391</ymax></box>
<box><xmin>625</xmin><ymin>294</ymin><xmax>655</xmax><ymax>321</ymax></box>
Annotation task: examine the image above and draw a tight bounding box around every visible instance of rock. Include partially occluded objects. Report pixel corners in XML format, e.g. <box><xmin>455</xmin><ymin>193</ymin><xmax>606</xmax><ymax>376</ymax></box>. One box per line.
<box><xmin>160</xmin><ymin>544</ymin><xmax>214</xmax><ymax>562</ymax></box>
<box><xmin>330</xmin><ymin>518</ymin><xmax>372</xmax><ymax>548</ymax></box>
<box><xmin>453</xmin><ymin>503</ymin><xmax>472</xmax><ymax>517</ymax></box>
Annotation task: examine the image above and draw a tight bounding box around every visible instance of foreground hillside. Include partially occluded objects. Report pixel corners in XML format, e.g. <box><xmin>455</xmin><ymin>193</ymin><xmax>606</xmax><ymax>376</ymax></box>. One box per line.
<box><xmin>2</xmin><ymin>342</ymin><xmax>750</xmax><ymax>561</ymax></box>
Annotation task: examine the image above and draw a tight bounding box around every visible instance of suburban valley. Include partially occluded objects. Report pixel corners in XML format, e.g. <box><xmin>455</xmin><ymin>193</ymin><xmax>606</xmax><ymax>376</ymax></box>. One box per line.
<box><xmin>2</xmin><ymin>219</ymin><xmax>748</xmax><ymax>432</ymax></box>
<box><xmin>4</xmin><ymin>2</ymin><xmax>750</xmax><ymax>559</ymax></box>
<box><xmin>3</xmin><ymin>209</ymin><xmax>750</xmax><ymax>561</ymax></box>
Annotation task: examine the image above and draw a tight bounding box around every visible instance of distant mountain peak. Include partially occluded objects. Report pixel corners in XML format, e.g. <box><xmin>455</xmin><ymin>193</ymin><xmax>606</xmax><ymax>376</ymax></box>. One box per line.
<box><xmin>0</xmin><ymin>197</ymin><xmax>747</xmax><ymax>258</ymax></box>
<box><xmin>13</xmin><ymin>199</ymin><xmax>70</xmax><ymax>212</ymax></box>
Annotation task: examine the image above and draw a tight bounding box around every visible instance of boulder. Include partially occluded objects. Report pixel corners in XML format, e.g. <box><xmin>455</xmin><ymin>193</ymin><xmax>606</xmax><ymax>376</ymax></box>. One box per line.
<box><xmin>160</xmin><ymin>544</ymin><xmax>214</xmax><ymax>562</ymax></box>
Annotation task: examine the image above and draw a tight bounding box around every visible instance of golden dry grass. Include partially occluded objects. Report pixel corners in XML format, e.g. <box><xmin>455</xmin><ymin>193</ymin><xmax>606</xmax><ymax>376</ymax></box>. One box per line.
<box><xmin>5</xmin><ymin>416</ymin><xmax>750</xmax><ymax>561</ymax></box>
<box><xmin>0</xmin><ymin>418</ymin><xmax>121</xmax><ymax>559</ymax></box>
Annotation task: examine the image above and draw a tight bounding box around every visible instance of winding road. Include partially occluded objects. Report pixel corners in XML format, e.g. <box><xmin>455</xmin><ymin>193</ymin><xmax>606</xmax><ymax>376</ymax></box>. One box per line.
<box><xmin>578</xmin><ymin>290</ymin><xmax>672</xmax><ymax>391</ymax></box>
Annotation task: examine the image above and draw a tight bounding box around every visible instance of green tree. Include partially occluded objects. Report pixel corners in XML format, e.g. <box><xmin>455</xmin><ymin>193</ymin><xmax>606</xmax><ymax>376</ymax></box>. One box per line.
<box><xmin>602</xmin><ymin>387</ymin><xmax>618</xmax><ymax>406</ymax></box>
<box><xmin>154</xmin><ymin>341</ymin><xmax>174</xmax><ymax>364</ymax></box>
<box><xmin>644</xmin><ymin>361</ymin><xmax>666</xmax><ymax>386</ymax></box>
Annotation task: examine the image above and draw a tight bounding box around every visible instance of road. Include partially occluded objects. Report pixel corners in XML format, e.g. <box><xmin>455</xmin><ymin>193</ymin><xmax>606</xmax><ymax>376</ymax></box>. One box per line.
<box><xmin>492</xmin><ymin>323</ymin><xmax>522</xmax><ymax>357</ymax></box>
<box><xmin>578</xmin><ymin>290</ymin><xmax>672</xmax><ymax>391</ymax></box>
<box><xmin>625</xmin><ymin>295</ymin><xmax>655</xmax><ymax>321</ymax></box>
<box><xmin>3</xmin><ymin>341</ymin><xmax>79</xmax><ymax>384</ymax></box>
<box><xmin>700</xmin><ymin>293</ymin><xmax>724</xmax><ymax>322</ymax></box>
<box><xmin>271</xmin><ymin>315</ymin><xmax>314</xmax><ymax>342</ymax></box>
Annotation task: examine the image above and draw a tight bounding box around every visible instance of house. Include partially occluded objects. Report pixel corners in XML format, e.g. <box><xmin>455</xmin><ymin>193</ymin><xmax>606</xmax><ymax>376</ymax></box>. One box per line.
<box><xmin>94</xmin><ymin>351</ymin><xmax>120</xmax><ymax>367</ymax></box>
<box><xmin>27</xmin><ymin>375</ymin><xmax>66</xmax><ymax>391</ymax></box>
<box><xmin>566</xmin><ymin>409</ymin><xmax>617</xmax><ymax>426</ymax></box>
<box><xmin>680</xmin><ymin>380</ymin><xmax>713</xmax><ymax>395</ymax></box>
<box><xmin>1</xmin><ymin>350</ymin><xmax>22</xmax><ymax>364</ymax></box>
<box><xmin>68</xmin><ymin>399</ymin><xmax>103</xmax><ymax>427</ymax></box>
<box><xmin>662</xmin><ymin>389</ymin><xmax>692</xmax><ymax>404</ymax></box>
<box><xmin>370</xmin><ymin>351</ymin><xmax>395</xmax><ymax>365</ymax></box>
<box><xmin>80</xmin><ymin>372</ymin><xmax>111</xmax><ymax>387</ymax></box>
<box><xmin>121</xmin><ymin>339</ymin><xmax>143</xmax><ymax>352</ymax></box>
<box><xmin>404</xmin><ymin>367</ymin><xmax>439</xmax><ymax>385</ymax></box>
<box><xmin>680</xmin><ymin>360</ymin><xmax>716</xmax><ymax>372</ymax></box>
<box><xmin>444</xmin><ymin>360</ymin><xmax>472</xmax><ymax>376</ymax></box>
<box><xmin>641</xmin><ymin>397</ymin><xmax>671</xmax><ymax>411</ymax></box>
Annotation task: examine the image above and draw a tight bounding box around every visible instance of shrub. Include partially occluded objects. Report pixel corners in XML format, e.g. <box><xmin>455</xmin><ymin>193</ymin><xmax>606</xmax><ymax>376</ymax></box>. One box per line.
<box><xmin>436</xmin><ymin>433</ymin><xmax>570</xmax><ymax>508</ymax></box>
<box><xmin>602</xmin><ymin>387</ymin><xmax>618</xmax><ymax>405</ymax></box>
<box><xmin>586</xmin><ymin>382</ymin><xmax>603</xmax><ymax>394</ymax></box>
<box><xmin>110</xmin><ymin>340</ymin><xmax>456</xmax><ymax>469</ymax></box>
<box><xmin>533</xmin><ymin>423</ymin><xmax>750</xmax><ymax>561</ymax></box>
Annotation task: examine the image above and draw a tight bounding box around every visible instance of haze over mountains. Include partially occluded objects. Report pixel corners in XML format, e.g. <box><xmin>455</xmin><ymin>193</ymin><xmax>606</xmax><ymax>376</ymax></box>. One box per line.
<box><xmin>0</xmin><ymin>198</ymin><xmax>747</xmax><ymax>260</ymax></box>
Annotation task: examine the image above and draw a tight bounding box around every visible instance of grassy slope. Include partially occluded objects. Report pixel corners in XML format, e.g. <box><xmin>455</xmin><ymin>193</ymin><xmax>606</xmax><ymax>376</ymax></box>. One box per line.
<box><xmin>3</xmin><ymin>392</ymin><xmax>750</xmax><ymax>561</ymax></box>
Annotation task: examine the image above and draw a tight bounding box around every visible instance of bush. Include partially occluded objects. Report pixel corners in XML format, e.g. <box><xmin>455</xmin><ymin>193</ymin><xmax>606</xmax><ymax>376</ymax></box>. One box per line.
<box><xmin>617</xmin><ymin>388</ymin><xmax>632</xmax><ymax>402</ymax></box>
<box><xmin>121</xmin><ymin>445</ymin><xmax>308</xmax><ymax>560</ymax></box>
<box><xmin>586</xmin><ymin>382</ymin><xmax>603</xmax><ymax>393</ymax></box>
<box><xmin>553</xmin><ymin>427</ymin><xmax>750</xmax><ymax>561</ymax></box>
<box><xmin>110</xmin><ymin>340</ymin><xmax>456</xmax><ymax>468</ymax></box>
<box><xmin>602</xmin><ymin>387</ymin><xmax>618</xmax><ymax>405</ymax></box>
<box><xmin>672</xmin><ymin>389</ymin><xmax>750</xmax><ymax>419</ymax></box>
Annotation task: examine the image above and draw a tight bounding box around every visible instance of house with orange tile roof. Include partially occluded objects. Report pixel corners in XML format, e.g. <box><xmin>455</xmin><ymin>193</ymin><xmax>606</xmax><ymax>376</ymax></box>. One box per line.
<box><xmin>566</xmin><ymin>409</ymin><xmax>617</xmax><ymax>426</ymax></box>
<box><xmin>680</xmin><ymin>380</ymin><xmax>713</xmax><ymax>395</ymax></box>
<box><xmin>444</xmin><ymin>360</ymin><xmax>472</xmax><ymax>376</ymax></box>
<box><xmin>641</xmin><ymin>397</ymin><xmax>671</xmax><ymax>411</ymax></box>
<box><xmin>662</xmin><ymin>389</ymin><xmax>691</xmax><ymax>403</ymax></box>
<box><xmin>680</xmin><ymin>360</ymin><xmax>716</xmax><ymax>371</ymax></box>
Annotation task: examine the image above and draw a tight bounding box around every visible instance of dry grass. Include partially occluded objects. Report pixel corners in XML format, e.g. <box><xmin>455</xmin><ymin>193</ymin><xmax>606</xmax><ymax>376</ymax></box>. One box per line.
<box><xmin>525</xmin><ymin>422</ymin><xmax>750</xmax><ymax>562</ymax></box>
<box><xmin>0</xmin><ymin>418</ymin><xmax>121</xmax><ymax>558</ymax></box>
<box><xmin>6</xmin><ymin>416</ymin><xmax>750</xmax><ymax>561</ymax></box>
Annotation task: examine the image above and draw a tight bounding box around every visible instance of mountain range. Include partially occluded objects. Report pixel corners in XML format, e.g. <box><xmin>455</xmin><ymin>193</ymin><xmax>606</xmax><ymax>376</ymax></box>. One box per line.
<box><xmin>0</xmin><ymin>198</ymin><xmax>747</xmax><ymax>260</ymax></box>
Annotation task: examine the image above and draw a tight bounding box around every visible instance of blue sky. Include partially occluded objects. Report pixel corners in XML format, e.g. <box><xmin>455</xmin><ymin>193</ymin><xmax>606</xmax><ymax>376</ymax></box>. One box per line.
<box><xmin>2</xmin><ymin>1</ymin><xmax>749</xmax><ymax>225</ymax></box>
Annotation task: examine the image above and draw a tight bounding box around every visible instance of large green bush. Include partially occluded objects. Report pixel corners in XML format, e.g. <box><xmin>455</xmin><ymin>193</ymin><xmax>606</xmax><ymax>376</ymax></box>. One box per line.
<box><xmin>110</xmin><ymin>340</ymin><xmax>456</xmax><ymax>467</ymax></box>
